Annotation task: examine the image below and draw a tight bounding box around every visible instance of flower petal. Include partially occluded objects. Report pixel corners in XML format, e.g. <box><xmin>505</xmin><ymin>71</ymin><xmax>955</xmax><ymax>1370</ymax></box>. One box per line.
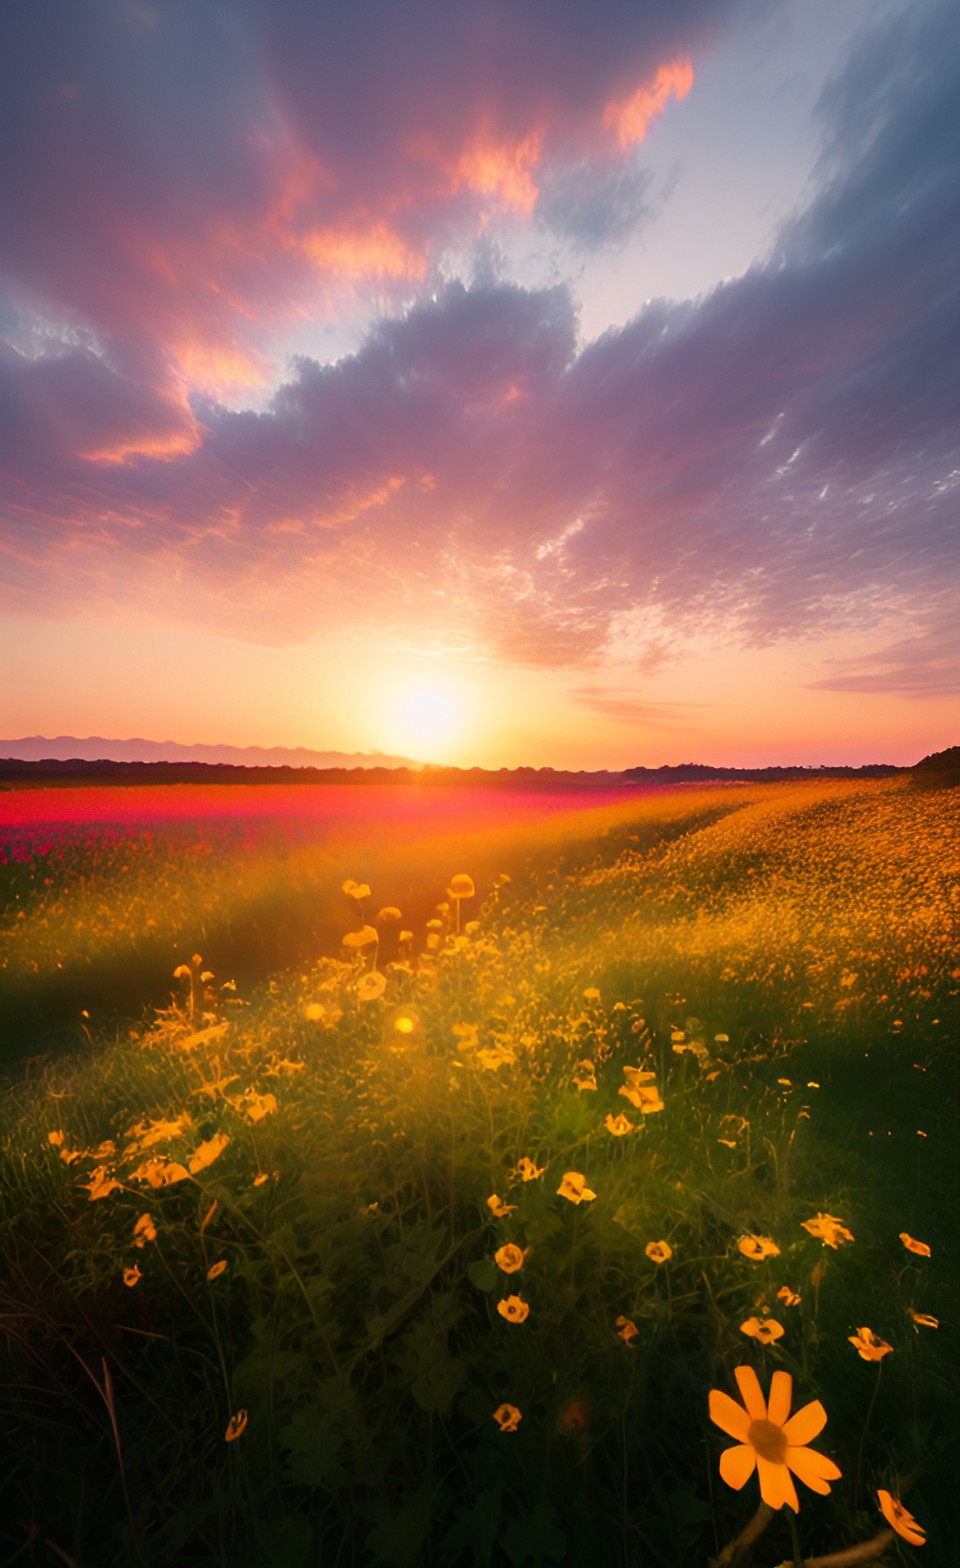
<box><xmin>757</xmin><ymin>1454</ymin><xmax>799</xmax><ymax>1512</ymax></box>
<box><xmin>786</xmin><ymin>1444</ymin><xmax>842</xmax><ymax>1494</ymax></box>
<box><xmin>709</xmin><ymin>1390</ymin><xmax>751</xmax><ymax>1443</ymax></box>
<box><xmin>782</xmin><ymin>1398</ymin><xmax>828</xmax><ymax>1446</ymax></box>
<box><xmin>734</xmin><ymin>1365</ymin><xmax>766</xmax><ymax>1421</ymax></box>
<box><xmin>766</xmin><ymin>1369</ymin><xmax>793</xmax><ymax>1427</ymax></box>
<box><xmin>719</xmin><ymin>1444</ymin><xmax>756</xmax><ymax>1491</ymax></box>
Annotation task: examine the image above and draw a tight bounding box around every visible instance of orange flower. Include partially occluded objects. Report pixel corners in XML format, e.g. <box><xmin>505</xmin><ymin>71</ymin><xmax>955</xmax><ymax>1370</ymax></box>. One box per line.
<box><xmin>848</xmin><ymin>1326</ymin><xmax>893</xmax><ymax>1361</ymax></box>
<box><xmin>515</xmin><ymin>1157</ymin><xmax>546</xmax><ymax>1182</ymax></box>
<box><xmin>497</xmin><ymin>1295</ymin><xmax>530</xmax><ymax>1324</ymax></box>
<box><xmin>492</xmin><ymin>1402</ymin><xmax>522</xmax><ymax>1432</ymax></box>
<box><xmin>645</xmin><ymin>1240</ymin><xmax>672</xmax><ymax>1265</ymax></box>
<box><xmin>494</xmin><ymin>1243</ymin><xmax>526</xmax><ymax>1274</ymax></box>
<box><xmin>741</xmin><ymin>1316</ymin><xmax>785</xmax><ymax>1344</ymax></box>
<box><xmin>188</xmin><ymin>1131</ymin><xmax>230</xmax><ymax>1175</ymax></box>
<box><xmin>907</xmin><ymin>1307</ymin><xmax>939</xmax><ymax>1330</ymax></box>
<box><xmin>486</xmin><ymin>1193</ymin><xmax>516</xmax><ymax>1218</ymax></box>
<box><xmin>123</xmin><ymin>1265</ymin><xmax>142</xmax><ymax>1287</ymax></box>
<box><xmin>133</xmin><ymin>1212</ymin><xmax>157</xmax><ymax>1247</ymax></box>
<box><xmin>557</xmin><ymin>1171</ymin><xmax>596</xmax><ymax>1205</ymax></box>
<box><xmin>616</xmin><ymin>1314</ymin><xmax>639</xmax><ymax>1344</ymax></box>
<box><xmin>738</xmin><ymin>1234</ymin><xmax>781</xmax><ymax>1261</ymax></box>
<box><xmin>572</xmin><ymin>1060</ymin><xmax>597</xmax><ymax>1092</ymax></box>
<box><xmin>207</xmin><ymin>1260</ymin><xmax>228</xmax><ymax>1281</ymax></box>
<box><xmin>777</xmin><ymin>1286</ymin><xmax>802</xmax><ymax>1308</ymax></box>
<box><xmin>604</xmin><ymin>1113</ymin><xmax>634</xmax><ymax>1136</ymax></box>
<box><xmin>619</xmin><ymin>1083</ymin><xmax>664</xmax><ymax>1113</ymax></box>
<box><xmin>82</xmin><ymin>1166</ymin><xmax>123</xmax><ymax>1202</ymax></box>
<box><xmin>802</xmin><ymin>1213</ymin><xmax>854</xmax><ymax>1249</ymax></box>
<box><xmin>899</xmin><ymin>1233</ymin><xmax>931</xmax><ymax>1257</ymax></box>
<box><xmin>557</xmin><ymin>1396</ymin><xmax>589</xmax><ymax>1434</ymax></box>
<box><xmin>709</xmin><ymin>1365</ymin><xmax>842</xmax><ymax>1512</ymax></box>
<box><xmin>225</xmin><ymin>1409</ymin><xmax>248</xmax><ymax>1442</ymax></box>
<box><xmin>877</xmin><ymin>1490</ymin><xmax>926</xmax><ymax>1546</ymax></box>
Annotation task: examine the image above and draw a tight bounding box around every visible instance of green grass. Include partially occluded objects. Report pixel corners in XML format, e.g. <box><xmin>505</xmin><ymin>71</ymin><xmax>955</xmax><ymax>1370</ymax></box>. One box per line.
<box><xmin>1</xmin><ymin>778</ymin><xmax>957</xmax><ymax>1567</ymax></box>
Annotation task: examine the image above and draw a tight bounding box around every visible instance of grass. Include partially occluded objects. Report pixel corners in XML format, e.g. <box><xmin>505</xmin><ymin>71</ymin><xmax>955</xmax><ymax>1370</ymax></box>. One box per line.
<box><xmin>0</xmin><ymin>776</ymin><xmax>956</xmax><ymax>1567</ymax></box>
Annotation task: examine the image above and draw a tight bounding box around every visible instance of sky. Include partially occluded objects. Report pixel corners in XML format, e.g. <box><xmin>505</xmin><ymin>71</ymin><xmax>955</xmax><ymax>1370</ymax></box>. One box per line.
<box><xmin>1</xmin><ymin>0</ymin><xmax>957</xmax><ymax>770</ymax></box>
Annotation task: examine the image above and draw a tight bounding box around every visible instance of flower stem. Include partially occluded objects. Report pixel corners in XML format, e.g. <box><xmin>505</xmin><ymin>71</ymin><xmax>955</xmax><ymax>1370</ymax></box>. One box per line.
<box><xmin>788</xmin><ymin>1506</ymin><xmax>804</xmax><ymax>1568</ymax></box>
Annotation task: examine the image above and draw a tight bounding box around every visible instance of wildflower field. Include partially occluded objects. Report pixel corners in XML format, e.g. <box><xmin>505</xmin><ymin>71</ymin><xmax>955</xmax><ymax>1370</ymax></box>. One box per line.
<box><xmin>0</xmin><ymin>776</ymin><xmax>957</xmax><ymax>1567</ymax></box>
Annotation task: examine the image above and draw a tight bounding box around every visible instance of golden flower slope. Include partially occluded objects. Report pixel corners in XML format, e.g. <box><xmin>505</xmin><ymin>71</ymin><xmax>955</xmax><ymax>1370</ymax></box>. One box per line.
<box><xmin>709</xmin><ymin>1366</ymin><xmax>842</xmax><ymax>1512</ymax></box>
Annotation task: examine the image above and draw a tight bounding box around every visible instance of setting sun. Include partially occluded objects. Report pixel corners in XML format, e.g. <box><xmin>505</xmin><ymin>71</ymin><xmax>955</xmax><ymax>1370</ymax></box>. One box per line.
<box><xmin>395</xmin><ymin>687</ymin><xmax>460</xmax><ymax>753</ymax></box>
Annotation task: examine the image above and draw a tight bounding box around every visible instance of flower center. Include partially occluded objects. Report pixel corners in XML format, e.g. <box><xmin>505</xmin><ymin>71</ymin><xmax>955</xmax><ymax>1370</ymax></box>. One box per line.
<box><xmin>748</xmin><ymin>1418</ymin><xmax>788</xmax><ymax>1464</ymax></box>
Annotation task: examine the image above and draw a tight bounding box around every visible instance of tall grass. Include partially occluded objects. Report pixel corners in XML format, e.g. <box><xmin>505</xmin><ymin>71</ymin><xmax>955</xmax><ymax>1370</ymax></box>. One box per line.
<box><xmin>0</xmin><ymin>777</ymin><xmax>956</xmax><ymax>1566</ymax></box>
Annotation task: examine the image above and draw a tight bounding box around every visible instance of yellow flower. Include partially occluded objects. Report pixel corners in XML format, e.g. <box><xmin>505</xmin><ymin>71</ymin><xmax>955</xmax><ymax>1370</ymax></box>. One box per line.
<box><xmin>515</xmin><ymin>1156</ymin><xmax>546</xmax><ymax>1182</ymax></box>
<box><xmin>645</xmin><ymin>1240</ymin><xmax>672</xmax><ymax>1265</ymax></box>
<box><xmin>342</xmin><ymin>925</ymin><xmax>378</xmax><ymax>950</ymax></box>
<box><xmin>82</xmin><ymin>1166</ymin><xmax>123</xmax><ymax>1201</ymax></box>
<box><xmin>777</xmin><ymin>1286</ymin><xmax>802</xmax><ymax>1308</ymax></box>
<box><xmin>123</xmin><ymin>1265</ymin><xmax>142</xmax><ymax>1287</ymax></box>
<box><xmin>616</xmin><ymin>1315</ymin><xmax>639</xmax><ymax>1344</ymax></box>
<box><xmin>877</xmin><ymin>1490</ymin><xmax>926</xmax><ymax>1546</ymax></box>
<box><xmin>447</xmin><ymin>873</ymin><xmax>475</xmax><ymax>899</ymax></box>
<box><xmin>492</xmin><ymin>1403</ymin><xmax>522</xmax><ymax>1432</ymax></box>
<box><xmin>133</xmin><ymin>1212</ymin><xmax>157</xmax><ymax>1247</ymax></box>
<box><xmin>487</xmin><ymin>1194</ymin><xmax>516</xmax><ymax>1218</ymax></box>
<box><xmin>225</xmin><ymin>1409</ymin><xmax>248</xmax><ymax>1442</ymax></box>
<box><xmin>356</xmin><ymin>971</ymin><xmax>387</xmax><ymax>1003</ymax></box>
<box><xmin>582</xmin><ymin>987</ymin><xmax>601</xmax><ymax>1001</ymax></box>
<box><xmin>188</xmin><ymin>1131</ymin><xmax>230</xmax><ymax>1174</ymax></box>
<box><xmin>207</xmin><ymin>1260</ymin><xmax>228</xmax><ymax>1281</ymax></box>
<box><xmin>572</xmin><ymin>1060</ymin><xmax>597</xmax><ymax>1092</ymax></box>
<box><xmin>604</xmin><ymin>1113</ymin><xmax>634</xmax><ymax>1136</ymax></box>
<box><xmin>899</xmin><ymin>1232</ymin><xmax>931</xmax><ymax>1257</ymax></box>
<box><xmin>497</xmin><ymin>1295</ymin><xmax>530</xmax><ymax>1324</ymax></box>
<box><xmin>802</xmin><ymin>1212</ymin><xmax>855</xmax><ymax>1248</ymax></box>
<box><xmin>129</xmin><ymin>1156</ymin><xmax>190</xmax><ymax>1188</ymax></box>
<box><xmin>740</xmin><ymin>1316</ymin><xmax>785</xmax><ymax>1344</ymax></box>
<box><xmin>709</xmin><ymin>1365</ymin><xmax>842</xmax><ymax>1512</ymax></box>
<box><xmin>848</xmin><ymin>1326</ymin><xmax>893</xmax><ymax>1361</ymax></box>
<box><xmin>907</xmin><ymin>1307</ymin><xmax>939</xmax><ymax>1330</ymax></box>
<box><xmin>494</xmin><ymin>1243</ymin><xmax>526</xmax><ymax>1274</ymax></box>
<box><xmin>738</xmin><ymin>1234</ymin><xmax>781</xmax><ymax>1261</ymax></box>
<box><xmin>619</xmin><ymin>1083</ymin><xmax>664</xmax><ymax>1114</ymax></box>
<box><xmin>557</xmin><ymin>1171</ymin><xmax>596</xmax><ymax>1205</ymax></box>
<box><xmin>342</xmin><ymin>880</ymin><xmax>370</xmax><ymax>900</ymax></box>
<box><xmin>241</xmin><ymin>1090</ymin><xmax>278</xmax><ymax>1123</ymax></box>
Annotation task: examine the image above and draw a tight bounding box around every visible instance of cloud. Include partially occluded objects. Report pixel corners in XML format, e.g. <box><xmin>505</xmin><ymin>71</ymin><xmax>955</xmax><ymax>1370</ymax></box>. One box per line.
<box><xmin>0</xmin><ymin>0</ymin><xmax>722</xmax><ymax>404</ymax></box>
<box><xmin>0</xmin><ymin>0</ymin><xmax>957</xmax><ymax>691</ymax></box>
<box><xmin>807</xmin><ymin>627</ymin><xmax>960</xmax><ymax>698</ymax></box>
<box><xmin>570</xmin><ymin>688</ymin><xmax>708</xmax><ymax>728</ymax></box>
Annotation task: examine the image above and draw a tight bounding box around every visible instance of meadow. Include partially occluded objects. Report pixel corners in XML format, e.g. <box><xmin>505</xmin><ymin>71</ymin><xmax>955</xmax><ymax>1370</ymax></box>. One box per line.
<box><xmin>0</xmin><ymin>776</ymin><xmax>956</xmax><ymax>1567</ymax></box>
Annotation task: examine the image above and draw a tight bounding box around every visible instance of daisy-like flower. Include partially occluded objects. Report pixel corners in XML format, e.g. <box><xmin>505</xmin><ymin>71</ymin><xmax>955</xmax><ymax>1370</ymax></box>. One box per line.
<box><xmin>572</xmin><ymin>1061</ymin><xmax>597</xmax><ymax>1092</ymax></box>
<box><xmin>188</xmin><ymin>1131</ymin><xmax>230</xmax><ymax>1175</ymax></box>
<box><xmin>82</xmin><ymin>1166</ymin><xmax>123</xmax><ymax>1202</ymax></box>
<box><xmin>492</xmin><ymin>1403</ymin><xmax>522</xmax><ymax>1432</ymax></box>
<box><xmin>802</xmin><ymin>1212</ymin><xmax>855</xmax><ymax>1248</ymax></box>
<box><xmin>899</xmin><ymin>1233</ymin><xmax>931</xmax><ymax>1257</ymax></box>
<box><xmin>123</xmin><ymin>1265</ymin><xmax>142</xmax><ymax>1287</ymax></box>
<box><xmin>604</xmin><ymin>1113</ymin><xmax>634</xmax><ymax>1136</ymax></box>
<box><xmin>738</xmin><ymin>1234</ymin><xmax>781</xmax><ymax>1261</ymax></box>
<box><xmin>777</xmin><ymin>1286</ymin><xmax>802</xmax><ymax>1308</ymax></box>
<box><xmin>487</xmin><ymin>1194</ymin><xmax>516</xmax><ymax>1218</ymax></box>
<box><xmin>497</xmin><ymin>1295</ymin><xmax>530</xmax><ymax>1324</ymax></box>
<box><xmin>877</xmin><ymin>1490</ymin><xmax>926</xmax><ymax>1546</ymax></box>
<box><xmin>709</xmin><ymin>1365</ymin><xmax>842</xmax><ymax>1512</ymax></box>
<box><xmin>848</xmin><ymin>1326</ymin><xmax>893</xmax><ymax>1361</ymax></box>
<box><xmin>557</xmin><ymin>1171</ymin><xmax>596</xmax><ymax>1205</ymax></box>
<box><xmin>356</xmin><ymin>971</ymin><xmax>387</xmax><ymax>1003</ymax></box>
<box><xmin>616</xmin><ymin>1314</ymin><xmax>639</xmax><ymax>1344</ymax></box>
<box><xmin>645</xmin><ymin>1240</ymin><xmax>672</xmax><ymax>1265</ymax></box>
<box><xmin>741</xmin><ymin>1315</ymin><xmax>785</xmax><ymax>1344</ymax></box>
<box><xmin>515</xmin><ymin>1157</ymin><xmax>546</xmax><ymax>1182</ymax></box>
<box><xmin>907</xmin><ymin>1307</ymin><xmax>939</xmax><ymax>1330</ymax></box>
<box><xmin>225</xmin><ymin>1409</ymin><xmax>248</xmax><ymax>1442</ymax></box>
<box><xmin>133</xmin><ymin>1212</ymin><xmax>157</xmax><ymax>1247</ymax></box>
<box><xmin>494</xmin><ymin>1243</ymin><xmax>526</xmax><ymax>1274</ymax></box>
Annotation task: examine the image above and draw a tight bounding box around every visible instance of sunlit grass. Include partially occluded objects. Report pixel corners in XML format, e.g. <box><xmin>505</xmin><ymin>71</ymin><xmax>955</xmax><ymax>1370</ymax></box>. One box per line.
<box><xmin>0</xmin><ymin>776</ymin><xmax>956</xmax><ymax>1566</ymax></box>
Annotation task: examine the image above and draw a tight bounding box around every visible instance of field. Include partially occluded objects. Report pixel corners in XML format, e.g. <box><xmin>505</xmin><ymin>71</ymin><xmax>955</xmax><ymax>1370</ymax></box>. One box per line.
<box><xmin>0</xmin><ymin>776</ymin><xmax>957</xmax><ymax>1567</ymax></box>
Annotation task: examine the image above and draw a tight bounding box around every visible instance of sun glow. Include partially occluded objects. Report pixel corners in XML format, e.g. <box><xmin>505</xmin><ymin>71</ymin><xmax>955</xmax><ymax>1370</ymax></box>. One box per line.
<box><xmin>397</xmin><ymin>687</ymin><xmax>459</xmax><ymax>753</ymax></box>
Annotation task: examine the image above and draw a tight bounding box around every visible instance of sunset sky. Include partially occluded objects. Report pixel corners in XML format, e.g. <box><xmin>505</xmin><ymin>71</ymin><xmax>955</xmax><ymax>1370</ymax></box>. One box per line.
<box><xmin>1</xmin><ymin>0</ymin><xmax>956</xmax><ymax>769</ymax></box>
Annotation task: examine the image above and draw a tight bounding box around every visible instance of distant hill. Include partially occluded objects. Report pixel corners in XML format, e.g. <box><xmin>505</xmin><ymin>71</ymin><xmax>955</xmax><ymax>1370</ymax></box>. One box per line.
<box><xmin>0</xmin><ymin>735</ymin><xmax>420</xmax><ymax>769</ymax></box>
<box><xmin>911</xmin><ymin>746</ymin><xmax>960</xmax><ymax>785</ymax></box>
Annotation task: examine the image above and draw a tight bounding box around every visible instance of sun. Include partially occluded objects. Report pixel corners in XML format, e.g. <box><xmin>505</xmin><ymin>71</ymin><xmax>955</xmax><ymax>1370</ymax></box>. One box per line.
<box><xmin>395</xmin><ymin>687</ymin><xmax>460</xmax><ymax>754</ymax></box>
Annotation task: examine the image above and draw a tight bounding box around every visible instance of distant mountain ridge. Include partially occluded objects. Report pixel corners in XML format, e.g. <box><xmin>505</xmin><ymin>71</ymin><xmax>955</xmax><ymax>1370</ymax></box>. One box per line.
<box><xmin>0</xmin><ymin>735</ymin><xmax>421</xmax><ymax>769</ymax></box>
